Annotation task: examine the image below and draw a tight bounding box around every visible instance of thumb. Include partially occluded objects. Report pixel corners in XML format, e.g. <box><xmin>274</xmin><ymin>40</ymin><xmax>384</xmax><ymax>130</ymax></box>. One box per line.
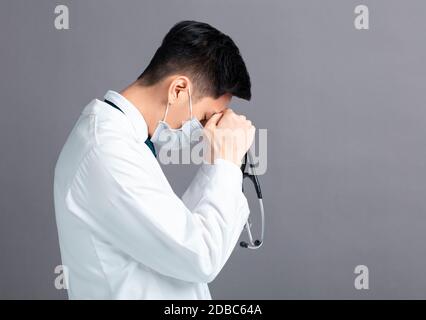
<box><xmin>204</xmin><ymin>112</ymin><xmax>223</xmax><ymax>129</ymax></box>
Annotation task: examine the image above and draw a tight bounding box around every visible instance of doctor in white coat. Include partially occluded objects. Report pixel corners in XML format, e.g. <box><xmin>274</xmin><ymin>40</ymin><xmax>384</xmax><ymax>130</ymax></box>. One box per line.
<box><xmin>54</xmin><ymin>20</ymin><xmax>254</xmax><ymax>299</ymax></box>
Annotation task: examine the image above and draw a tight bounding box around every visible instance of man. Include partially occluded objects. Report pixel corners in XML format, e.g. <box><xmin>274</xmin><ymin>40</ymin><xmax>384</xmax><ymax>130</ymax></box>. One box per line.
<box><xmin>54</xmin><ymin>20</ymin><xmax>255</xmax><ymax>299</ymax></box>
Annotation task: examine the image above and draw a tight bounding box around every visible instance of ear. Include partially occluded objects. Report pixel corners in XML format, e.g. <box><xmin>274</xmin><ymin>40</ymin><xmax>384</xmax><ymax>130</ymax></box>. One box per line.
<box><xmin>167</xmin><ymin>76</ymin><xmax>191</xmax><ymax>104</ymax></box>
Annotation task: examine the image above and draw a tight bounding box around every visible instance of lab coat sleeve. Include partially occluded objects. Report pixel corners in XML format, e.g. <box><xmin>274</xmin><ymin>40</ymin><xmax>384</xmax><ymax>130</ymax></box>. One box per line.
<box><xmin>181</xmin><ymin>159</ymin><xmax>226</xmax><ymax>211</ymax></box>
<box><xmin>181</xmin><ymin>159</ymin><xmax>251</xmax><ymax>270</ymax></box>
<box><xmin>66</xmin><ymin>139</ymin><xmax>250</xmax><ymax>283</ymax></box>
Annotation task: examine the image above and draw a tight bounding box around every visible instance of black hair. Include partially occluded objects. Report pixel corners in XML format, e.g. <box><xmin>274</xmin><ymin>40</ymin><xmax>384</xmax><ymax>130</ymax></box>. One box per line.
<box><xmin>138</xmin><ymin>20</ymin><xmax>251</xmax><ymax>101</ymax></box>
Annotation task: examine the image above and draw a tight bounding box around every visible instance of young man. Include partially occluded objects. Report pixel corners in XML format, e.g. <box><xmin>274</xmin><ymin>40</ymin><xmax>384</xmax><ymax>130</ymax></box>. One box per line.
<box><xmin>54</xmin><ymin>20</ymin><xmax>255</xmax><ymax>299</ymax></box>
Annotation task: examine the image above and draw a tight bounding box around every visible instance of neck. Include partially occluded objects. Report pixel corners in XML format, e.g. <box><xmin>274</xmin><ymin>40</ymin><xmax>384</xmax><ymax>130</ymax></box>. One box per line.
<box><xmin>120</xmin><ymin>81</ymin><xmax>166</xmax><ymax>138</ymax></box>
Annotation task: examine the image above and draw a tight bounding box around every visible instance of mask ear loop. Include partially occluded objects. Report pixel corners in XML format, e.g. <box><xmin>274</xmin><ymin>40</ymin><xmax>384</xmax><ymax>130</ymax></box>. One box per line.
<box><xmin>188</xmin><ymin>86</ymin><xmax>193</xmax><ymax>119</ymax></box>
<box><xmin>162</xmin><ymin>102</ymin><xmax>170</xmax><ymax>123</ymax></box>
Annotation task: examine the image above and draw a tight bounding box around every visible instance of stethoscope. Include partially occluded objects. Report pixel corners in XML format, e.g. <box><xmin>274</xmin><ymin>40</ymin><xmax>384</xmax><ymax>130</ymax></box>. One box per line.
<box><xmin>239</xmin><ymin>150</ymin><xmax>265</xmax><ymax>250</ymax></box>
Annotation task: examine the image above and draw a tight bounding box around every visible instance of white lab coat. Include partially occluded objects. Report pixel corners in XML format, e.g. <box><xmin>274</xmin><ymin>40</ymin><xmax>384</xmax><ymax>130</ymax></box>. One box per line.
<box><xmin>53</xmin><ymin>90</ymin><xmax>250</xmax><ymax>299</ymax></box>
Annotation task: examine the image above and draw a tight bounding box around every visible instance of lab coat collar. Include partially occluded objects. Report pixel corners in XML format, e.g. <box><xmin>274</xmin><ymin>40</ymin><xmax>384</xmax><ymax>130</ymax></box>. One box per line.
<box><xmin>103</xmin><ymin>90</ymin><xmax>148</xmax><ymax>142</ymax></box>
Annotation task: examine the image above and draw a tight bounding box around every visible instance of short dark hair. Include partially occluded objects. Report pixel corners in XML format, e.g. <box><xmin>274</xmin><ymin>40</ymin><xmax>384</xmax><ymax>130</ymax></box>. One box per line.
<box><xmin>138</xmin><ymin>20</ymin><xmax>251</xmax><ymax>101</ymax></box>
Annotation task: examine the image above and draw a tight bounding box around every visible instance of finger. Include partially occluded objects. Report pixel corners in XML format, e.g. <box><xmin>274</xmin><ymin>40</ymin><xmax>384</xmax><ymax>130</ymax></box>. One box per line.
<box><xmin>205</xmin><ymin>112</ymin><xmax>223</xmax><ymax>128</ymax></box>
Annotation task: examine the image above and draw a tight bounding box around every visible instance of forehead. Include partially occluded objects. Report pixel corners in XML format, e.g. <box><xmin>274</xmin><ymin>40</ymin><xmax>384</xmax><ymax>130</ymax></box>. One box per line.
<box><xmin>198</xmin><ymin>93</ymin><xmax>232</xmax><ymax>112</ymax></box>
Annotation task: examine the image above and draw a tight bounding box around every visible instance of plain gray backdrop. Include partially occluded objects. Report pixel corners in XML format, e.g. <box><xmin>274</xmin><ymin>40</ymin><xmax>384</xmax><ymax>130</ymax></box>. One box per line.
<box><xmin>1</xmin><ymin>0</ymin><xmax>426</xmax><ymax>299</ymax></box>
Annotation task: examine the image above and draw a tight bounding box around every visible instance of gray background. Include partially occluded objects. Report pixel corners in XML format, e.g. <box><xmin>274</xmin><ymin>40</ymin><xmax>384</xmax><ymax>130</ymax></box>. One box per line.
<box><xmin>1</xmin><ymin>0</ymin><xmax>425</xmax><ymax>299</ymax></box>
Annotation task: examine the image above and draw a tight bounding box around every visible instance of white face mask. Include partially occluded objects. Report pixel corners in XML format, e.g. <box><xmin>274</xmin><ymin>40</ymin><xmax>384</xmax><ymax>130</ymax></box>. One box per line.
<box><xmin>150</xmin><ymin>88</ymin><xmax>203</xmax><ymax>151</ymax></box>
